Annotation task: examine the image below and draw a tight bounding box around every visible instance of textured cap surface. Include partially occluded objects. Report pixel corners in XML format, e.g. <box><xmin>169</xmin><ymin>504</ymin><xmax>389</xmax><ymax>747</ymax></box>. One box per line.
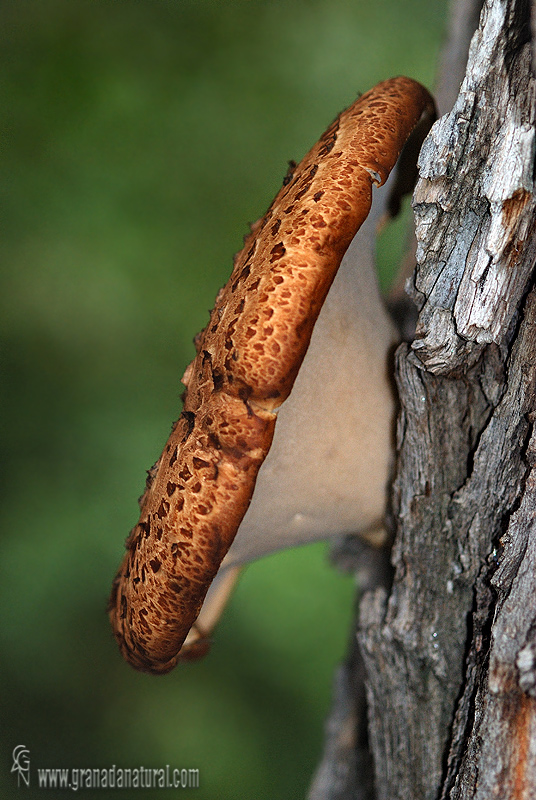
<box><xmin>109</xmin><ymin>76</ymin><xmax>436</xmax><ymax>674</ymax></box>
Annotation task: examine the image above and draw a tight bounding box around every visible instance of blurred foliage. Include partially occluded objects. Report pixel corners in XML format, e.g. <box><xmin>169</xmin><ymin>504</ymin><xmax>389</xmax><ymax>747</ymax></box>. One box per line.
<box><xmin>0</xmin><ymin>1</ymin><xmax>446</xmax><ymax>797</ymax></box>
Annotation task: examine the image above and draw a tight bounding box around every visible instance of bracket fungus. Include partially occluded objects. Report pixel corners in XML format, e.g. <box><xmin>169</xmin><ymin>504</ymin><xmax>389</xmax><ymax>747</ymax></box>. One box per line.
<box><xmin>109</xmin><ymin>76</ymin><xmax>436</xmax><ymax>674</ymax></box>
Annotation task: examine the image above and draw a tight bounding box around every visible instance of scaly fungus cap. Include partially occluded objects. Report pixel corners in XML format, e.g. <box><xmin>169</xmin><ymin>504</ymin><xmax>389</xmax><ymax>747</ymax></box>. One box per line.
<box><xmin>109</xmin><ymin>76</ymin><xmax>436</xmax><ymax>674</ymax></box>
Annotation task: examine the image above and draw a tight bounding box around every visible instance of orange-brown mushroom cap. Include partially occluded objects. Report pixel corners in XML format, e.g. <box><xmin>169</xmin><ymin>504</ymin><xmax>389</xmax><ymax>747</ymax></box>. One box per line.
<box><xmin>109</xmin><ymin>76</ymin><xmax>436</xmax><ymax>674</ymax></box>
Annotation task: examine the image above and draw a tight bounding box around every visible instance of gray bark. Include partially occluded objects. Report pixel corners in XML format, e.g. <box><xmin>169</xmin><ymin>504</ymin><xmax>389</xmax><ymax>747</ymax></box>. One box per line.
<box><xmin>310</xmin><ymin>0</ymin><xmax>536</xmax><ymax>798</ymax></box>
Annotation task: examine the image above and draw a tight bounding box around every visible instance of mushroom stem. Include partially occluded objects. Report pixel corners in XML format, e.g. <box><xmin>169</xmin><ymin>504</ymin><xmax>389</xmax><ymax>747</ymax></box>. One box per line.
<box><xmin>109</xmin><ymin>77</ymin><xmax>436</xmax><ymax>674</ymax></box>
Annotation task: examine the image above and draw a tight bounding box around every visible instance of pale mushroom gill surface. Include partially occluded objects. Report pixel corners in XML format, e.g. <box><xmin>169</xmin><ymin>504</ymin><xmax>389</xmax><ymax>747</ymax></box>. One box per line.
<box><xmin>223</xmin><ymin>182</ymin><xmax>398</xmax><ymax>565</ymax></box>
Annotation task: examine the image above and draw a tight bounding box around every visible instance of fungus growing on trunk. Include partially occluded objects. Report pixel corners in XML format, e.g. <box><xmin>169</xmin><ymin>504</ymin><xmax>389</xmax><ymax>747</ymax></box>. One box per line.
<box><xmin>109</xmin><ymin>77</ymin><xmax>436</xmax><ymax>674</ymax></box>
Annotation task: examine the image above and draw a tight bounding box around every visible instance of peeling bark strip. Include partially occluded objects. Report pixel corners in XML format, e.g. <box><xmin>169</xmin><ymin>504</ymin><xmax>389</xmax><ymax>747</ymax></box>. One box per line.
<box><xmin>411</xmin><ymin>0</ymin><xmax>536</xmax><ymax>375</ymax></box>
<box><xmin>109</xmin><ymin>78</ymin><xmax>435</xmax><ymax>675</ymax></box>
<box><xmin>358</xmin><ymin>2</ymin><xmax>536</xmax><ymax>799</ymax></box>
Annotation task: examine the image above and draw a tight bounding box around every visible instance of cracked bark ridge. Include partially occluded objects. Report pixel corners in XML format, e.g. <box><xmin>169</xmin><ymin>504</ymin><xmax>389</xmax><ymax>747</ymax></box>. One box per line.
<box><xmin>410</xmin><ymin>0</ymin><xmax>536</xmax><ymax>375</ymax></box>
<box><xmin>440</xmin><ymin>294</ymin><xmax>536</xmax><ymax>799</ymax></box>
<box><xmin>358</xmin><ymin>1</ymin><xmax>536</xmax><ymax>799</ymax></box>
<box><xmin>443</xmin><ymin>416</ymin><xmax>536</xmax><ymax>798</ymax></box>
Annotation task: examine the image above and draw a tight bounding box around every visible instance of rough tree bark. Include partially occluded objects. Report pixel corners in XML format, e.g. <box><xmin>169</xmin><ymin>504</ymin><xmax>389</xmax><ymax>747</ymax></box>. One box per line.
<box><xmin>309</xmin><ymin>0</ymin><xmax>536</xmax><ymax>798</ymax></box>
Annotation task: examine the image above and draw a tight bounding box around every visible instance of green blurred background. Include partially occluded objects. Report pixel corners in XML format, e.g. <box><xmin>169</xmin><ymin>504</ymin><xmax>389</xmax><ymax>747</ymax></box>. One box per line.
<box><xmin>1</xmin><ymin>1</ymin><xmax>446</xmax><ymax>797</ymax></box>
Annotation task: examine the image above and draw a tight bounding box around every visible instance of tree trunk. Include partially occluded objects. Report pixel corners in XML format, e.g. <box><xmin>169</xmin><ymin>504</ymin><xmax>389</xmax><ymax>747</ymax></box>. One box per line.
<box><xmin>310</xmin><ymin>0</ymin><xmax>536</xmax><ymax>797</ymax></box>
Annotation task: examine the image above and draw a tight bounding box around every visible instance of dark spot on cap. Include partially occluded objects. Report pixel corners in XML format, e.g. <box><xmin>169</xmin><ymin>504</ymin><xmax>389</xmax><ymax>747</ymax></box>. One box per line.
<box><xmin>212</xmin><ymin>368</ymin><xmax>224</xmax><ymax>392</ymax></box>
<box><xmin>156</xmin><ymin>499</ymin><xmax>170</xmax><ymax>519</ymax></box>
<box><xmin>179</xmin><ymin>464</ymin><xmax>192</xmax><ymax>482</ymax></box>
<box><xmin>150</xmin><ymin>558</ymin><xmax>161</xmax><ymax>573</ymax></box>
<box><xmin>207</xmin><ymin>432</ymin><xmax>221</xmax><ymax>451</ymax></box>
<box><xmin>318</xmin><ymin>120</ymin><xmax>339</xmax><ymax>157</ymax></box>
<box><xmin>270</xmin><ymin>242</ymin><xmax>286</xmax><ymax>262</ymax></box>
<box><xmin>180</xmin><ymin>411</ymin><xmax>195</xmax><ymax>441</ymax></box>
